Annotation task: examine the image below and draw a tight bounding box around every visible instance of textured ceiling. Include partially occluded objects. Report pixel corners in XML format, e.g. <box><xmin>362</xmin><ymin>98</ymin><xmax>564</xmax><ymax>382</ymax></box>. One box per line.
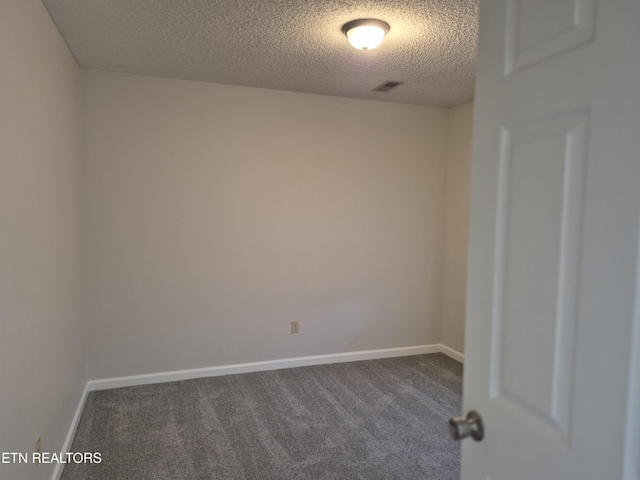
<box><xmin>41</xmin><ymin>0</ymin><xmax>478</xmax><ymax>107</ymax></box>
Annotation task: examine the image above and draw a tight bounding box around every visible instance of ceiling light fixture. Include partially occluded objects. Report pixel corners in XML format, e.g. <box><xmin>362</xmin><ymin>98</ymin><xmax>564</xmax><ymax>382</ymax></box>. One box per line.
<box><xmin>342</xmin><ymin>19</ymin><xmax>390</xmax><ymax>51</ymax></box>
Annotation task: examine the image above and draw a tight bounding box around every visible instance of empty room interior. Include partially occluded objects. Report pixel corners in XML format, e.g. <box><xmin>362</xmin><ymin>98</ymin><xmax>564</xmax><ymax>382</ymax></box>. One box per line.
<box><xmin>2</xmin><ymin>1</ymin><xmax>639</xmax><ymax>480</ymax></box>
<box><xmin>2</xmin><ymin>2</ymin><xmax>474</xmax><ymax>477</ymax></box>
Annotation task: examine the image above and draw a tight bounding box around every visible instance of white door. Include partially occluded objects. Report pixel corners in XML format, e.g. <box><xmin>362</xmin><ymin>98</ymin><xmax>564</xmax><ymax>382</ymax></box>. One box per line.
<box><xmin>461</xmin><ymin>1</ymin><xmax>640</xmax><ymax>479</ymax></box>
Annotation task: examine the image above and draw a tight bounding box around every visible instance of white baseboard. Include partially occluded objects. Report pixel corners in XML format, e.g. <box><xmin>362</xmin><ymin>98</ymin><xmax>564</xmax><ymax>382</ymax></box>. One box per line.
<box><xmin>438</xmin><ymin>344</ymin><xmax>464</xmax><ymax>364</ymax></box>
<box><xmin>88</xmin><ymin>343</ymin><xmax>463</xmax><ymax>392</ymax></box>
<box><xmin>51</xmin><ymin>383</ymin><xmax>90</xmax><ymax>480</ymax></box>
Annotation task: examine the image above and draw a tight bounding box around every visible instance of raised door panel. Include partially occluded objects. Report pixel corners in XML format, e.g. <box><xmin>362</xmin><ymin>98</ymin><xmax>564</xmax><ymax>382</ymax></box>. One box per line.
<box><xmin>504</xmin><ymin>0</ymin><xmax>596</xmax><ymax>74</ymax></box>
<box><xmin>489</xmin><ymin>109</ymin><xmax>588</xmax><ymax>447</ymax></box>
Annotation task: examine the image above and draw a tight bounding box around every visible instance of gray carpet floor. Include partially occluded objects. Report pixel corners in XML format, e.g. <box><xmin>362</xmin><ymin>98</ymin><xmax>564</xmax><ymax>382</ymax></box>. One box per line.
<box><xmin>62</xmin><ymin>353</ymin><xmax>462</xmax><ymax>480</ymax></box>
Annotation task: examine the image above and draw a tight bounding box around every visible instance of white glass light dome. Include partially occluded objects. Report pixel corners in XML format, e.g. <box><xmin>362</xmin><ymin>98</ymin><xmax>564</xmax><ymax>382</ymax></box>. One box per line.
<box><xmin>342</xmin><ymin>19</ymin><xmax>390</xmax><ymax>51</ymax></box>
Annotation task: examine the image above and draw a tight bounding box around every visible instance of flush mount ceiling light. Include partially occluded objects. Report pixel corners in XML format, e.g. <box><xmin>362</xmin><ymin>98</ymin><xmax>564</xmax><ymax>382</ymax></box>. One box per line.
<box><xmin>342</xmin><ymin>19</ymin><xmax>390</xmax><ymax>51</ymax></box>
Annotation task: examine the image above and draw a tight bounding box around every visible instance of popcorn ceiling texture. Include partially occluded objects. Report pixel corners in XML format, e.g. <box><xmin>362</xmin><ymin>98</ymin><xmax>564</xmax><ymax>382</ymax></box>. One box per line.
<box><xmin>42</xmin><ymin>0</ymin><xmax>478</xmax><ymax>107</ymax></box>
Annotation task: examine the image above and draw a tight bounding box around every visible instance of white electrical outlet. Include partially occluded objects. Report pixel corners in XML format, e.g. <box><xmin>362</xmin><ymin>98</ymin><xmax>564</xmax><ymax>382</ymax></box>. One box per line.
<box><xmin>291</xmin><ymin>320</ymin><xmax>299</xmax><ymax>334</ymax></box>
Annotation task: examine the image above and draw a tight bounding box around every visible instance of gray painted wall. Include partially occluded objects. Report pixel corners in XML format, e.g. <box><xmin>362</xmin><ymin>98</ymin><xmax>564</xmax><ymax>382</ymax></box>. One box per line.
<box><xmin>82</xmin><ymin>70</ymin><xmax>451</xmax><ymax>379</ymax></box>
<box><xmin>442</xmin><ymin>102</ymin><xmax>474</xmax><ymax>353</ymax></box>
<box><xmin>0</xmin><ymin>1</ymin><xmax>86</xmax><ymax>479</ymax></box>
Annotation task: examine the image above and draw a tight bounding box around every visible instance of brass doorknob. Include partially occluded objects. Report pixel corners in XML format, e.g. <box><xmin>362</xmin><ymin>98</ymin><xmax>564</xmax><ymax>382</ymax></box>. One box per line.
<box><xmin>449</xmin><ymin>411</ymin><xmax>484</xmax><ymax>441</ymax></box>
